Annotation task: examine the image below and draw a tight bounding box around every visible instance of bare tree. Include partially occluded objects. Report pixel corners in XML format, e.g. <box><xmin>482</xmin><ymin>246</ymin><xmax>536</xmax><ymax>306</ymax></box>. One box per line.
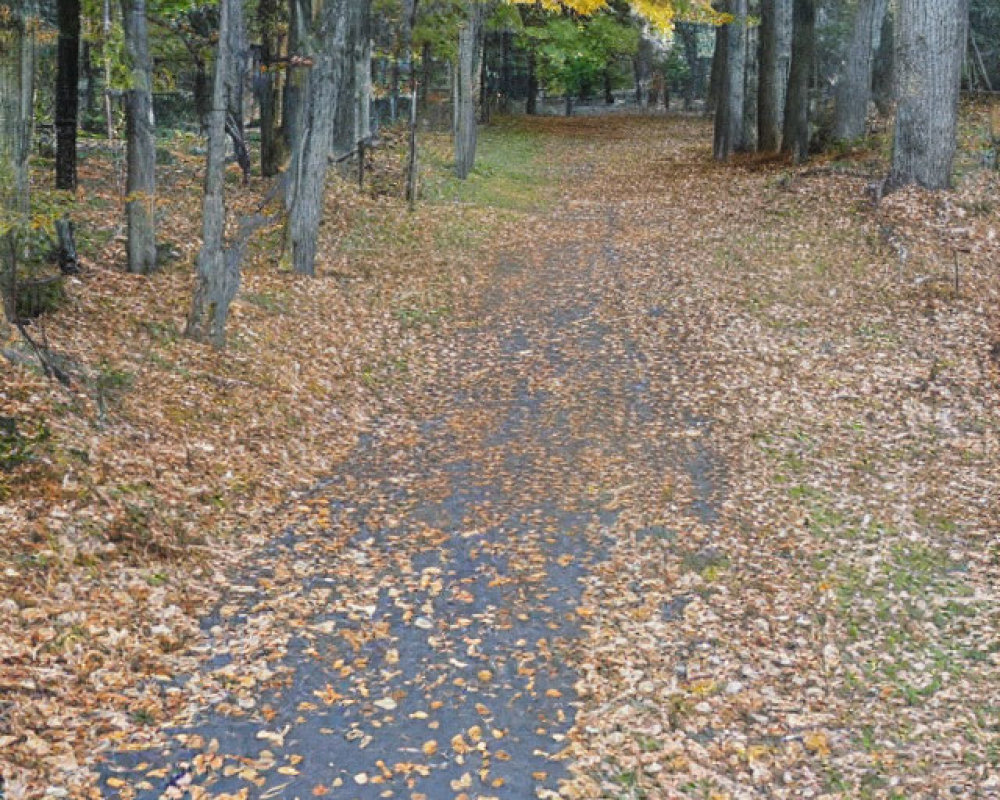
<box><xmin>55</xmin><ymin>0</ymin><xmax>80</xmax><ymax>190</ymax></box>
<box><xmin>886</xmin><ymin>0</ymin><xmax>968</xmax><ymax>190</ymax></box>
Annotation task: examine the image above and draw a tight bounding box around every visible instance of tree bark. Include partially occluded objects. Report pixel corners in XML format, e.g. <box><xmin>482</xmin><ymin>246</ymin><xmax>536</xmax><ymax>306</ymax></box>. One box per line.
<box><xmin>526</xmin><ymin>49</ymin><xmax>538</xmax><ymax>115</ymax></box>
<box><xmin>405</xmin><ymin>0</ymin><xmax>419</xmax><ymax>210</ymax></box>
<box><xmin>55</xmin><ymin>0</ymin><xmax>80</xmax><ymax>190</ymax></box>
<box><xmin>283</xmin><ymin>0</ymin><xmax>350</xmax><ymax>276</ymax></box>
<box><xmin>743</xmin><ymin>22</ymin><xmax>758</xmax><ymax>151</ymax></box>
<box><xmin>454</xmin><ymin>3</ymin><xmax>482</xmax><ymax>179</ymax></box>
<box><xmin>713</xmin><ymin>0</ymin><xmax>747</xmax><ymax>160</ymax></box>
<box><xmin>676</xmin><ymin>22</ymin><xmax>699</xmax><ymax>111</ymax></box>
<box><xmin>871</xmin><ymin>6</ymin><xmax>893</xmax><ymax>115</ymax></box>
<box><xmin>781</xmin><ymin>0</ymin><xmax>815</xmax><ymax>164</ymax></box>
<box><xmin>886</xmin><ymin>0</ymin><xmax>968</xmax><ymax>191</ymax></box>
<box><xmin>758</xmin><ymin>0</ymin><xmax>791</xmax><ymax>152</ymax></box>
<box><xmin>333</xmin><ymin>0</ymin><xmax>372</xmax><ymax>159</ymax></box>
<box><xmin>187</xmin><ymin>0</ymin><xmax>236</xmax><ymax>346</ymax></box>
<box><xmin>1</xmin><ymin>0</ymin><xmax>36</xmax><ymax>326</ymax></box>
<box><xmin>635</xmin><ymin>34</ymin><xmax>653</xmax><ymax>107</ymax></box>
<box><xmin>282</xmin><ymin>0</ymin><xmax>311</xmax><ymax>149</ymax></box>
<box><xmin>226</xmin><ymin>0</ymin><xmax>250</xmax><ymax>183</ymax></box>
<box><xmin>257</xmin><ymin>0</ymin><xmax>283</xmax><ymax>176</ymax></box>
<box><xmin>121</xmin><ymin>0</ymin><xmax>157</xmax><ymax>273</ymax></box>
<box><xmin>834</xmin><ymin>0</ymin><xmax>888</xmax><ymax>142</ymax></box>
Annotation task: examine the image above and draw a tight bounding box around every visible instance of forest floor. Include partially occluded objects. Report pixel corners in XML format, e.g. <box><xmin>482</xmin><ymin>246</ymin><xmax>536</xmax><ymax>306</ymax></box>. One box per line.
<box><xmin>1</xmin><ymin>109</ymin><xmax>999</xmax><ymax>800</ymax></box>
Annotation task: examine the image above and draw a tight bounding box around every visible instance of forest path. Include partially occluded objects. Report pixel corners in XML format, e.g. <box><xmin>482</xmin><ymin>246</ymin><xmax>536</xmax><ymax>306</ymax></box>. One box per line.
<box><xmin>100</xmin><ymin>115</ymin><xmax>998</xmax><ymax>800</ymax></box>
<box><xmin>101</xmin><ymin>116</ymin><xmax>726</xmax><ymax>799</ymax></box>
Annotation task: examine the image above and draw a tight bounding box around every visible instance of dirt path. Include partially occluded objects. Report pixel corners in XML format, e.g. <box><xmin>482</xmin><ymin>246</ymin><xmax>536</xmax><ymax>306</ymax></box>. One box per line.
<box><xmin>98</xmin><ymin>116</ymin><xmax>998</xmax><ymax>800</ymax></box>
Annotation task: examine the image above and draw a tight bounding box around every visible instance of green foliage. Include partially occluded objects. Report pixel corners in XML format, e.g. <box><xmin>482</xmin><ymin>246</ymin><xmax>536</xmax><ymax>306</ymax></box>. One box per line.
<box><xmin>525</xmin><ymin>12</ymin><xmax>638</xmax><ymax>99</ymax></box>
<box><xmin>0</xmin><ymin>417</ymin><xmax>51</xmax><ymax>473</ymax></box>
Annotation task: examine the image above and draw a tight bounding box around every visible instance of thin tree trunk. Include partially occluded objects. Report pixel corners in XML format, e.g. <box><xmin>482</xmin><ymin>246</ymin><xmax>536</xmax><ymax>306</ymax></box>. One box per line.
<box><xmin>187</xmin><ymin>0</ymin><xmax>236</xmax><ymax>346</ymax></box>
<box><xmin>283</xmin><ymin>0</ymin><xmax>349</xmax><ymax>276</ymax></box>
<box><xmin>886</xmin><ymin>0</ymin><xmax>968</xmax><ymax>191</ymax></box>
<box><xmin>102</xmin><ymin>0</ymin><xmax>113</xmax><ymax>139</ymax></box>
<box><xmin>714</xmin><ymin>0</ymin><xmax>747</xmax><ymax>160</ymax></box>
<box><xmin>677</xmin><ymin>22</ymin><xmax>698</xmax><ymax>110</ymax></box>
<box><xmin>743</xmin><ymin>22</ymin><xmax>758</xmax><ymax>150</ymax></box>
<box><xmin>56</xmin><ymin>0</ymin><xmax>80</xmax><ymax>190</ymax></box>
<box><xmin>526</xmin><ymin>49</ymin><xmax>537</xmax><ymax>115</ymax></box>
<box><xmin>454</xmin><ymin>3</ymin><xmax>482</xmax><ymax>179</ymax></box>
<box><xmin>405</xmin><ymin>0</ymin><xmax>419</xmax><ymax>210</ymax></box>
<box><xmin>834</xmin><ymin>0</ymin><xmax>888</xmax><ymax>142</ymax></box>
<box><xmin>121</xmin><ymin>0</ymin><xmax>156</xmax><ymax>273</ymax></box>
<box><xmin>226</xmin><ymin>0</ymin><xmax>250</xmax><ymax>183</ymax></box>
<box><xmin>781</xmin><ymin>0</ymin><xmax>815</xmax><ymax>164</ymax></box>
<box><xmin>258</xmin><ymin>0</ymin><xmax>282</xmax><ymax>176</ymax></box>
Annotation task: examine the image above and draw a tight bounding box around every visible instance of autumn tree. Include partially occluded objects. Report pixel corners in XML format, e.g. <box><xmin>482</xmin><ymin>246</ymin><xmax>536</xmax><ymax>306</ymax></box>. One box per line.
<box><xmin>886</xmin><ymin>0</ymin><xmax>968</xmax><ymax>190</ymax></box>
<box><xmin>757</xmin><ymin>0</ymin><xmax>790</xmax><ymax>152</ymax></box>
<box><xmin>454</xmin><ymin>2</ymin><xmax>482</xmax><ymax>178</ymax></box>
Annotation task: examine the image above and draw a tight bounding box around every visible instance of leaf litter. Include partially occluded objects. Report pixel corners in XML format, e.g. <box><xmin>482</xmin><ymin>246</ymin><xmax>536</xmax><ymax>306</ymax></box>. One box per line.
<box><xmin>1</xmin><ymin>111</ymin><xmax>998</xmax><ymax>799</ymax></box>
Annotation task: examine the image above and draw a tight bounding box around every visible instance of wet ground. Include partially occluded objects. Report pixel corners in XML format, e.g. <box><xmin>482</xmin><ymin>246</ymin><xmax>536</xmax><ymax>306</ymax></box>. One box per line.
<box><xmin>100</xmin><ymin>141</ymin><xmax>725</xmax><ymax>800</ymax></box>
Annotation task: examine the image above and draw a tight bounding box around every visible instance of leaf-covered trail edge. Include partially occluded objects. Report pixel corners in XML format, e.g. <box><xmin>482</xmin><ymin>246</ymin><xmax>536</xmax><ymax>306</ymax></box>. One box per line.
<box><xmin>2</xmin><ymin>111</ymin><xmax>999</xmax><ymax>799</ymax></box>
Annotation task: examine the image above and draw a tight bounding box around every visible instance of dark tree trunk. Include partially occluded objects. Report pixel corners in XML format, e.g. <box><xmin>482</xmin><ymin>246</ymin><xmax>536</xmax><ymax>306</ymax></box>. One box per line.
<box><xmin>526</xmin><ymin>49</ymin><xmax>537</xmax><ymax>115</ymax></box>
<box><xmin>677</xmin><ymin>22</ymin><xmax>699</xmax><ymax>110</ymax></box>
<box><xmin>781</xmin><ymin>0</ymin><xmax>815</xmax><ymax>164</ymax></box>
<box><xmin>55</xmin><ymin>0</ymin><xmax>80</xmax><ymax>190</ymax></box>
<box><xmin>634</xmin><ymin>34</ymin><xmax>653</xmax><ymax>106</ymax></box>
<box><xmin>187</xmin><ymin>0</ymin><xmax>236</xmax><ymax>346</ymax></box>
<box><xmin>871</xmin><ymin>7</ymin><xmax>894</xmax><ymax>115</ymax></box>
<box><xmin>226</xmin><ymin>0</ymin><xmax>250</xmax><ymax>184</ymax></box>
<box><xmin>121</xmin><ymin>0</ymin><xmax>156</xmax><ymax>273</ymax></box>
<box><xmin>257</xmin><ymin>0</ymin><xmax>282</xmax><ymax>176</ymax></box>
<box><xmin>886</xmin><ymin>0</ymin><xmax>968</xmax><ymax>191</ymax></box>
<box><xmin>834</xmin><ymin>0</ymin><xmax>888</xmax><ymax>142</ymax></box>
<box><xmin>714</xmin><ymin>0</ymin><xmax>747</xmax><ymax>160</ymax></box>
<box><xmin>283</xmin><ymin>0</ymin><xmax>349</xmax><ymax>276</ymax></box>
<box><xmin>707</xmin><ymin>18</ymin><xmax>725</xmax><ymax>115</ymax></box>
<box><xmin>499</xmin><ymin>29</ymin><xmax>512</xmax><ymax>111</ymax></box>
<box><xmin>758</xmin><ymin>0</ymin><xmax>791</xmax><ymax>151</ymax></box>
<box><xmin>420</xmin><ymin>41</ymin><xmax>431</xmax><ymax>109</ymax></box>
<box><xmin>454</xmin><ymin>3</ymin><xmax>482</xmax><ymax>179</ymax></box>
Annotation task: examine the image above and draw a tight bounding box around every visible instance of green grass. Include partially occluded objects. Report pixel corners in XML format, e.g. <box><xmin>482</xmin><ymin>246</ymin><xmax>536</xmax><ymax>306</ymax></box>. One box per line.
<box><xmin>421</xmin><ymin>122</ymin><xmax>554</xmax><ymax>212</ymax></box>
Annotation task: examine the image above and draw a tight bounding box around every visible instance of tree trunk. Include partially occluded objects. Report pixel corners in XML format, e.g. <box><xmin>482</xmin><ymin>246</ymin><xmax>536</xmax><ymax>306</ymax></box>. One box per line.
<box><xmin>454</xmin><ymin>3</ymin><xmax>482</xmax><ymax>179</ymax></box>
<box><xmin>226</xmin><ymin>0</ymin><xmax>250</xmax><ymax>183</ymax></box>
<box><xmin>1</xmin><ymin>0</ymin><xmax>36</xmax><ymax>325</ymax></box>
<box><xmin>758</xmin><ymin>0</ymin><xmax>791</xmax><ymax>151</ymax></box>
<box><xmin>121</xmin><ymin>0</ymin><xmax>156</xmax><ymax>273</ymax></box>
<box><xmin>405</xmin><ymin>0</ymin><xmax>419</xmax><ymax>210</ymax></box>
<box><xmin>781</xmin><ymin>0</ymin><xmax>815</xmax><ymax>164</ymax></box>
<box><xmin>526</xmin><ymin>49</ymin><xmax>538</xmax><ymax>115</ymax></box>
<box><xmin>257</xmin><ymin>0</ymin><xmax>282</xmax><ymax>176</ymax></box>
<box><xmin>282</xmin><ymin>0</ymin><xmax>311</xmax><ymax>149</ymax></box>
<box><xmin>333</xmin><ymin>0</ymin><xmax>371</xmax><ymax>159</ymax></box>
<box><xmin>635</xmin><ymin>34</ymin><xmax>653</xmax><ymax>106</ymax></box>
<box><xmin>713</xmin><ymin>0</ymin><xmax>747</xmax><ymax>160</ymax></box>
<box><xmin>55</xmin><ymin>0</ymin><xmax>80</xmax><ymax>190</ymax></box>
<box><xmin>743</xmin><ymin>22</ymin><xmax>758</xmax><ymax>150</ymax></box>
<box><xmin>677</xmin><ymin>22</ymin><xmax>699</xmax><ymax>110</ymax></box>
<box><xmin>283</xmin><ymin>0</ymin><xmax>349</xmax><ymax>276</ymax></box>
<box><xmin>187</xmin><ymin>0</ymin><xmax>236</xmax><ymax>346</ymax></box>
<box><xmin>834</xmin><ymin>0</ymin><xmax>888</xmax><ymax>142</ymax></box>
<box><xmin>871</xmin><ymin>6</ymin><xmax>894</xmax><ymax>115</ymax></box>
<box><xmin>886</xmin><ymin>0</ymin><xmax>968</xmax><ymax>191</ymax></box>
